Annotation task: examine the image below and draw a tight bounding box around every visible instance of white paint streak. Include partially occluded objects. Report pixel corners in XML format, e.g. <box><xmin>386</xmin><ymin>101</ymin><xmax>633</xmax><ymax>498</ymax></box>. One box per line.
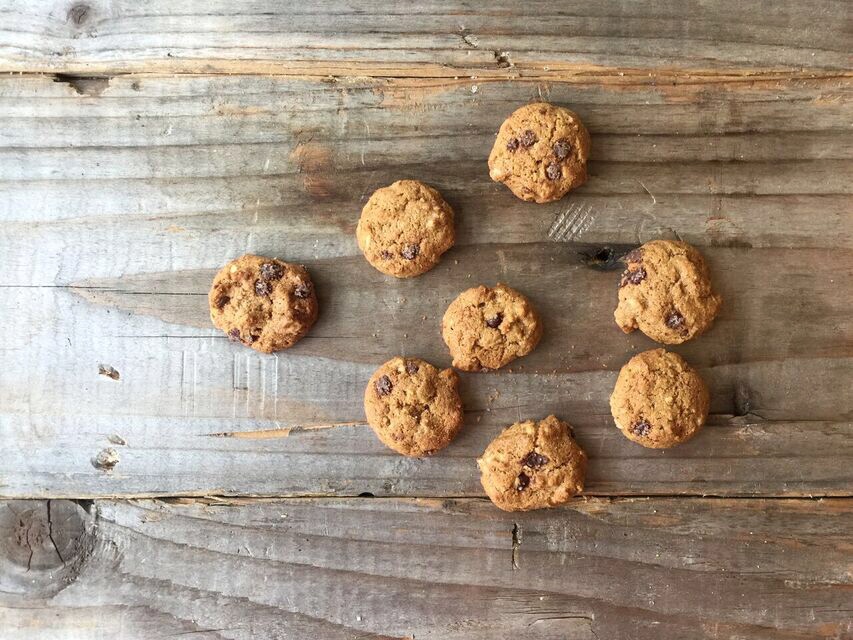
<box><xmin>548</xmin><ymin>203</ymin><xmax>595</xmax><ymax>242</ymax></box>
<box><xmin>638</xmin><ymin>180</ymin><xmax>657</xmax><ymax>204</ymax></box>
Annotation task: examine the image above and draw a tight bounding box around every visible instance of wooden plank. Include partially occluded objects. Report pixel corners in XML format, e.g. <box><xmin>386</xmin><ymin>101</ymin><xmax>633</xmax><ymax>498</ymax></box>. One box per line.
<box><xmin>2</xmin><ymin>412</ymin><xmax>850</xmax><ymax>499</ymax></box>
<box><xmin>1</xmin><ymin>498</ymin><xmax>850</xmax><ymax>639</ymax></box>
<box><xmin>0</xmin><ymin>72</ymin><xmax>851</xmax><ymax>498</ymax></box>
<box><xmin>2</xmin><ymin>76</ymin><xmax>851</xmax><ymax>279</ymax></box>
<box><xmin>0</xmin><ymin>1</ymin><xmax>849</xmax><ymax>76</ymax></box>
<box><xmin>1</xmin><ymin>247</ymin><xmax>851</xmax><ymax>498</ymax></box>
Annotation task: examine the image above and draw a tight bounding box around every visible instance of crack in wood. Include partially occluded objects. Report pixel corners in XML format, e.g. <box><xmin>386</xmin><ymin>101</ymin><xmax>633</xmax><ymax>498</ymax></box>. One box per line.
<box><xmin>511</xmin><ymin>522</ymin><xmax>522</xmax><ymax>570</ymax></box>
<box><xmin>12</xmin><ymin>67</ymin><xmax>852</xmax><ymax>82</ymax></box>
<box><xmin>46</xmin><ymin>500</ymin><xmax>66</xmax><ymax>566</ymax></box>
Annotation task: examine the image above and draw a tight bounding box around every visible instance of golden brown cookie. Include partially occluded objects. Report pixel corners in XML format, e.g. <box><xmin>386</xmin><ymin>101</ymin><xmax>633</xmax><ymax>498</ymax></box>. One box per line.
<box><xmin>356</xmin><ymin>179</ymin><xmax>455</xmax><ymax>278</ymax></box>
<box><xmin>364</xmin><ymin>356</ymin><xmax>464</xmax><ymax>457</ymax></box>
<box><xmin>615</xmin><ymin>240</ymin><xmax>722</xmax><ymax>344</ymax></box>
<box><xmin>209</xmin><ymin>254</ymin><xmax>318</xmax><ymax>353</ymax></box>
<box><xmin>441</xmin><ymin>284</ymin><xmax>543</xmax><ymax>371</ymax></box>
<box><xmin>488</xmin><ymin>102</ymin><xmax>591</xmax><ymax>203</ymax></box>
<box><xmin>478</xmin><ymin>415</ymin><xmax>587</xmax><ymax>512</ymax></box>
<box><xmin>610</xmin><ymin>348</ymin><xmax>710</xmax><ymax>449</ymax></box>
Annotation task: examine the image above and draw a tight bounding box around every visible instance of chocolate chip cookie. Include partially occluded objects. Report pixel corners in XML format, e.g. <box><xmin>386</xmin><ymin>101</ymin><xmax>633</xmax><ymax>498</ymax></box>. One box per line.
<box><xmin>356</xmin><ymin>180</ymin><xmax>455</xmax><ymax>278</ymax></box>
<box><xmin>478</xmin><ymin>415</ymin><xmax>587</xmax><ymax>512</ymax></box>
<box><xmin>209</xmin><ymin>254</ymin><xmax>318</xmax><ymax>353</ymax></box>
<box><xmin>364</xmin><ymin>356</ymin><xmax>464</xmax><ymax>457</ymax></box>
<box><xmin>441</xmin><ymin>284</ymin><xmax>543</xmax><ymax>371</ymax></box>
<box><xmin>610</xmin><ymin>348</ymin><xmax>710</xmax><ymax>449</ymax></box>
<box><xmin>615</xmin><ymin>240</ymin><xmax>722</xmax><ymax>344</ymax></box>
<box><xmin>488</xmin><ymin>102</ymin><xmax>591</xmax><ymax>203</ymax></box>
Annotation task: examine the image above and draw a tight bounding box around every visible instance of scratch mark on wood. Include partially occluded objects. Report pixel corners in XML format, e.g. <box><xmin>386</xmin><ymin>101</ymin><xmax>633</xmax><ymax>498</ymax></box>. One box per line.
<box><xmin>496</xmin><ymin>249</ymin><xmax>508</xmax><ymax>276</ymax></box>
<box><xmin>204</xmin><ymin>422</ymin><xmax>366</xmax><ymax>439</ymax></box>
<box><xmin>548</xmin><ymin>203</ymin><xmax>595</xmax><ymax>242</ymax></box>
<box><xmin>244</xmin><ymin>353</ymin><xmax>251</xmax><ymax>418</ymax></box>
<box><xmin>273</xmin><ymin>355</ymin><xmax>280</xmax><ymax>420</ymax></box>
<box><xmin>180</xmin><ymin>350</ymin><xmax>187</xmax><ymax>416</ymax></box>
<box><xmin>638</xmin><ymin>180</ymin><xmax>657</xmax><ymax>204</ymax></box>
<box><xmin>191</xmin><ymin>351</ymin><xmax>199</xmax><ymax>417</ymax></box>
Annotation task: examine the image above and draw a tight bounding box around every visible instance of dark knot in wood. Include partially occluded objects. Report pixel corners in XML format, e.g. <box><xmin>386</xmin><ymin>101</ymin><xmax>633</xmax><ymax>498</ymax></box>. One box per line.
<box><xmin>0</xmin><ymin>501</ymin><xmax>94</xmax><ymax>597</ymax></box>
<box><xmin>67</xmin><ymin>3</ymin><xmax>91</xmax><ymax>26</ymax></box>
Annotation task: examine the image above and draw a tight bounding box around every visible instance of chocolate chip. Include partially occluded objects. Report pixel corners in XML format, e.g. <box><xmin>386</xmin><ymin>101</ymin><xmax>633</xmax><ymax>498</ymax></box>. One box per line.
<box><xmin>506</xmin><ymin>137</ymin><xmax>520</xmax><ymax>152</ymax></box>
<box><xmin>294</xmin><ymin>282</ymin><xmax>312</xmax><ymax>299</ymax></box>
<box><xmin>260</xmin><ymin>262</ymin><xmax>284</xmax><ymax>281</ymax></box>
<box><xmin>553</xmin><ymin>139</ymin><xmax>572</xmax><ymax>160</ymax></box>
<box><xmin>375</xmin><ymin>375</ymin><xmax>393</xmax><ymax>397</ymax></box>
<box><xmin>619</xmin><ymin>267</ymin><xmax>647</xmax><ymax>287</ymax></box>
<box><xmin>405</xmin><ymin>361</ymin><xmax>419</xmax><ymax>374</ymax></box>
<box><xmin>408</xmin><ymin>405</ymin><xmax>425</xmax><ymax>420</ymax></box>
<box><xmin>214</xmin><ymin>293</ymin><xmax>230</xmax><ymax>309</ymax></box>
<box><xmin>545</xmin><ymin>162</ymin><xmax>562</xmax><ymax>181</ymax></box>
<box><xmin>515</xmin><ymin>472</ymin><xmax>530</xmax><ymax>491</ymax></box>
<box><xmin>254</xmin><ymin>279</ymin><xmax>272</xmax><ymax>296</ymax></box>
<box><xmin>485</xmin><ymin>313</ymin><xmax>503</xmax><ymax>328</ymax></box>
<box><xmin>228</xmin><ymin>328</ymin><xmax>241</xmax><ymax>342</ymax></box>
<box><xmin>666</xmin><ymin>310</ymin><xmax>686</xmax><ymax>331</ymax></box>
<box><xmin>623</xmin><ymin>248</ymin><xmax>643</xmax><ymax>263</ymax></box>
<box><xmin>521</xmin><ymin>451</ymin><xmax>549</xmax><ymax>468</ymax></box>
<box><xmin>380</xmin><ymin>250</ymin><xmax>393</xmax><ymax>260</ymax></box>
<box><xmin>519</xmin><ymin>130</ymin><xmax>537</xmax><ymax>147</ymax></box>
<box><xmin>247</xmin><ymin>332</ymin><xmax>260</xmax><ymax>344</ymax></box>
<box><xmin>630</xmin><ymin>420</ymin><xmax>651</xmax><ymax>437</ymax></box>
<box><xmin>401</xmin><ymin>244</ymin><xmax>420</xmax><ymax>260</ymax></box>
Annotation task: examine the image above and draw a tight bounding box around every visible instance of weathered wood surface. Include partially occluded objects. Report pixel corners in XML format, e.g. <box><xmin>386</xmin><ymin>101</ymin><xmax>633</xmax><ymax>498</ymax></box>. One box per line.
<box><xmin>1</xmin><ymin>72</ymin><xmax>851</xmax><ymax>498</ymax></box>
<box><xmin>0</xmin><ymin>0</ymin><xmax>849</xmax><ymax>76</ymax></box>
<box><xmin>1</xmin><ymin>2</ymin><xmax>852</xmax><ymax>637</ymax></box>
<box><xmin>1</xmin><ymin>498</ymin><xmax>850</xmax><ymax>639</ymax></box>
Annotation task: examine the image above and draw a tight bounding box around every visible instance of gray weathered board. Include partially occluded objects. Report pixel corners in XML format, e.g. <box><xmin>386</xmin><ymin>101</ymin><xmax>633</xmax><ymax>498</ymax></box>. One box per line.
<box><xmin>0</xmin><ymin>1</ymin><xmax>851</xmax><ymax>638</ymax></box>
<box><xmin>2</xmin><ymin>498</ymin><xmax>852</xmax><ymax>639</ymax></box>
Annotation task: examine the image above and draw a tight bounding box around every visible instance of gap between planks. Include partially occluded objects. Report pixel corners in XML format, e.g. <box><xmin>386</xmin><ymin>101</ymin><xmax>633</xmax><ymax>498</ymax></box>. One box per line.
<box><xmin>11</xmin><ymin>66</ymin><xmax>853</xmax><ymax>87</ymax></box>
<box><xmin>27</xmin><ymin>492</ymin><xmax>853</xmax><ymax>504</ymax></box>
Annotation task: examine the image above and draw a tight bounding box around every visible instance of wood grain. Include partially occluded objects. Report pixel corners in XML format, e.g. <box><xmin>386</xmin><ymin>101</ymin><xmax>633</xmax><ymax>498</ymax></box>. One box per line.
<box><xmin>2</xmin><ymin>3</ymin><xmax>851</xmax><ymax>638</ymax></box>
<box><xmin>1</xmin><ymin>71</ymin><xmax>851</xmax><ymax>499</ymax></box>
<box><xmin>0</xmin><ymin>0</ymin><xmax>849</xmax><ymax>76</ymax></box>
<box><xmin>2</xmin><ymin>75</ymin><xmax>851</xmax><ymax>278</ymax></box>
<box><xmin>1</xmin><ymin>498</ymin><xmax>850</xmax><ymax>639</ymax></box>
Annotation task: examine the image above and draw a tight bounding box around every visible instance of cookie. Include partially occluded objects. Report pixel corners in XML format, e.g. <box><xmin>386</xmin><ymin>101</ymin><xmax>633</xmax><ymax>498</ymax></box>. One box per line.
<box><xmin>478</xmin><ymin>415</ymin><xmax>587</xmax><ymax>512</ymax></box>
<box><xmin>364</xmin><ymin>356</ymin><xmax>464</xmax><ymax>457</ymax></box>
<box><xmin>488</xmin><ymin>102</ymin><xmax>591</xmax><ymax>203</ymax></box>
<box><xmin>356</xmin><ymin>180</ymin><xmax>455</xmax><ymax>278</ymax></box>
<box><xmin>615</xmin><ymin>240</ymin><xmax>722</xmax><ymax>344</ymax></box>
<box><xmin>441</xmin><ymin>284</ymin><xmax>543</xmax><ymax>371</ymax></box>
<box><xmin>209</xmin><ymin>254</ymin><xmax>318</xmax><ymax>353</ymax></box>
<box><xmin>610</xmin><ymin>348</ymin><xmax>710</xmax><ymax>449</ymax></box>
